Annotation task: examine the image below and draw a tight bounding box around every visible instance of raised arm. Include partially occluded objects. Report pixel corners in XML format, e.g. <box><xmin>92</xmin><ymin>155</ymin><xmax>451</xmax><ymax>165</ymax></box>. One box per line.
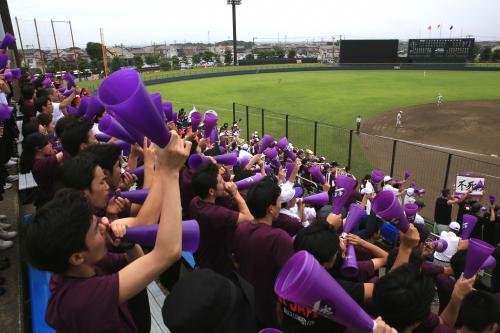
<box><xmin>224</xmin><ymin>181</ymin><xmax>253</xmax><ymax>223</ymax></box>
<box><xmin>117</xmin><ymin>131</ymin><xmax>190</xmax><ymax>303</ymax></box>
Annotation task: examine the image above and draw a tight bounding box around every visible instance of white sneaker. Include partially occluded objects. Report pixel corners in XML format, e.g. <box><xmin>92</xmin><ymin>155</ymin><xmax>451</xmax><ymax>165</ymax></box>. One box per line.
<box><xmin>6</xmin><ymin>175</ymin><xmax>18</xmax><ymax>182</ymax></box>
<box><xmin>0</xmin><ymin>229</ymin><xmax>16</xmax><ymax>240</ymax></box>
<box><xmin>0</xmin><ymin>239</ymin><xmax>13</xmax><ymax>250</ymax></box>
<box><xmin>4</xmin><ymin>160</ymin><xmax>16</xmax><ymax>167</ymax></box>
<box><xmin>0</xmin><ymin>222</ymin><xmax>11</xmax><ymax>229</ymax></box>
<box><xmin>3</xmin><ymin>183</ymin><xmax>12</xmax><ymax>190</ymax></box>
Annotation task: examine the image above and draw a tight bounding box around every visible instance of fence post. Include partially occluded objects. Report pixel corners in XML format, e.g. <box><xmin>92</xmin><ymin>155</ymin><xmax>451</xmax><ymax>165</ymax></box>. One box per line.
<box><xmin>348</xmin><ymin>129</ymin><xmax>353</xmax><ymax>169</ymax></box>
<box><xmin>390</xmin><ymin>140</ymin><xmax>397</xmax><ymax>177</ymax></box>
<box><xmin>261</xmin><ymin>108</ymin><xmax>265</xmax><ymax>134</ymax></box>
<box><xmin>245</xmin><ymin>105</ymin><xmax>250</xmax><ymax>141</ymax></box>
<box><xmin>285</xmin><ymin>114</ymin><xmax>289</xmax><ymax>138</ymax></box>
<box><xmin>232</xmin><ymin>102</ymin><xmax>236</xmax><ymax>123</ymax></box>
<box><xmin>443</xmin><ymin>154</ymin><xmax>453</xmax><ymax>189</ymax></box>
<box><xmin>313</xmin><ymin>121</ymin><xmax>318</xmax><ymax>155</ymax></box>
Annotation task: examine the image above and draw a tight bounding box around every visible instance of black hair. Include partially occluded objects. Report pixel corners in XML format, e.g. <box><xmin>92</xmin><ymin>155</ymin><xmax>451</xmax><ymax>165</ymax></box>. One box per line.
<box><xmin>60</xmin><ymin>116</ymin><xmax>93</xmax><ymax>157</ymax></box>
<box><xmin>245</xmin><ymin>176</ymin><xmax>281</xmax><ymax>219</ymax></box>
<box><xmin>55</xmin><ymin>113</ymin><xmax>81</xmax><ymax>138</ymax></box>
<box><xmin>21</xmin><ymin>84</ymin><xmax>35</xmax><ymax>100</ymax></box>
<box><xmin>35</xmin><ymin>87</ymin><xmax>49</xmax><ymax>99</ymax></box>
<box><xmin>233</xmin><ymin>166</ymin><xmax>253</xmax><ymax>182</ymax></box>
<box><xmin>373</xmin><ymin>265</ymin><xmax>435</xmax><ymax>331</ymax></box>
<box><xmin>386</xmin><ymin>247</ymin><xmax>423</xmax><ymax>272</ymax></box>
<box><xmin>22</xmin><ymin>120</ymin><xmax>39</xmax><ymax>138</ymax></box>
<box><xmin>20</xmin><ymin>133</ymin><xmax>50</xmax><ymax>174</ymax></box>
<box><xmin>192</xmin><ymin>163</ymin><xmax>219</xmax><ymax>199</ymax></box>
<box><xmin>414</xmin><ymin>224</ymin><xmax>430</xmax><ymax>244</ymax></box>
<box><xmin>460</xmin><ymin>290</ymin><xmax>500</xmax><ymax>332</ymax></box>
<box><xmin>60</xmin><ymin>156</ymin><xmax>98</xmax><ymax>191</ymax></box>
<box><xmin>442</xmin><ymin>189</ymin><xmax>450</xmax><ymax>197</ymax></box>
<box><xmin>293</xmin><ymin>221</ymin><xmax>340</xmax><ymax>265</ymax></box>
<box><xmin>450</xmin><ymin>250</ymin><xmax>467</xmax><ymax>280</ymax></box>
<box><xmin>23</xmin><ymin>189</ymin><xmax>92</xmax><ymax>274</ymax></box>
<box><xmin>34</xmin><ymin>94</ymin><xmax>51</xmax><ymax>113</ymax></box>
<box><xmin>36</xmin><ymin>112</ymin><xmax>53</xmax><ymax>127</ymax></box>
<box><xmin>80</xmin><ymin>144</ymin><xmax>121</xmax><ymax>175</ymax></box>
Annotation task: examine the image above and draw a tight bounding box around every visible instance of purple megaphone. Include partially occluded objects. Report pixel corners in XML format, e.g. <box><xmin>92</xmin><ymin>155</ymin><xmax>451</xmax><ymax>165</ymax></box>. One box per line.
<box><xmin>0</xmin><ymin>54</ymin><xmax>8</xmax><ymax>68</ymax></box>
<box><xmin>294</xmin><ymin>187</ymin><xmax>304</xmax><ymax>198</ymax></box>
<box><xmin>481</xmin><ymin>256</ymin><xmax>496</xmax><ymax>270</ymax></box>
<box><xmin>285</xmin><ymin>161</ymin><xmax>294</xmax><ymax>181</ymax></box>
<box><xmin>254</xmin><ymin>164</ymin><xmax>271</xmax><ymax>175</ymax></box>
<box><xmin>331</xmin><ymin>176</ymin><xmax>357</xmax><ymax>215</ymax></box>
<box><xmin>99</xmin><ymin>115</ymin><xmax>136</xmax><ymax>144</ymax></box>
<box><xmin>235</xmin><ymin>174</ymin><xmax>265</xmax><ymax>190</ymax></box>
<box><xmin>489</xmin><ymin>195</ymin><xmax>496</xmax><ymax>205</ymax></box>
<box><xmin>188</xmin><ymin>154</ymin><xmax>211</xmax><ymax>170</ymax></box>
<box><xmin>259</xmin><ymin>329</ymin><xmax>283</xmax><ymax>333</ymax></box>
<box><xmin>343</xmin><ymin>204</ymin><xmax>365</xmax><ymax>235</ymax></box>
<box><xmin>473</xmin><ymin>181</ymin><xmax>484</xmax><ymax>191</ymax></box>
<box><xmin>370</xmin><ymin>169</ymin><xmax>384</xmax><ymax>183</ymax></box>
<box><xmin>308</xmin><ymin>165</ymin><xmax>326</xmax><ymax>184</ymax></box>
<box><xmin>203</xmin><ymin>112</ymin><xmax>218</xmax><ymax>139</ymax></box>
<box><xmin>302</xmin><ymin>192</ymin><xmax>330</xmax><ymax>206</ymax></box>
<box><xmin>237</xmin><ymin>155</ymin><xmax>250</xmax><ymax>168</ymax></box>
<box><xmin>150</xmin><ymin>93</ymin><xmax>163</xmax><ymax>114</ymax></box>
<box><xmin>112</xmin><ymin>140</ymin><xmax>131</xmax><ymax>155</ymax></box>
<box><xmin>404</xmin><ymin>170</ymin><xmax>411</xmax><ymax>180</ymax></box>
<box><xmin>0</xmin><ymin>33</ymin><xmax>16</xmax><ymax>50</ymax></box>
<box><xmin>66</xmin><ymin>105</ymin><xmax>79</xmax><ymax>115</ymax></box>
<box><xmin>371</xmin><ymin>190</ymin><xmax>410</xmax><ymax>232</ymax></box>
<box><xmin>219</xmin><ymin>146</ymin><xmax>226</xmax><ymax>154</ymax></box>
<box><xmin>117</xmin><ymin>219</ymin><xmax>200</xmax><ymax>252</ymax></box>
<box><xmin>430</xmin><ymin>239</ymin><xmax>448</xmax><ymax>253</ymax></box>
<box><xmin>276</xmin><ymin>137</ymin><xmax>297</xmax><ymax>161</ymax></box>
<box><xmin>116</xmin><ymin>117</ymin><xmax>145</xmax><ymax>145</ymax></box>
<box><xmin>404</xmin><ymin>203</ymin><xmax>418</xmax><ymax>224</ymax></box>
<box><xmin>463</xmin><ymin>238</ymin><xmax>494</xmax><ymax>279</ymax></box>
<box><xmin>0</xmin><ymin>104</ymin><xmax>13</xmax><ymax>122</ymax></box>
<box><xmin>63</xmin><ymin>71</ymin><xmax>76</xmax><ymax>90</ymax></box>
<box><xmin>190</xmin><ymin>111</ymin><xmax>202</xmax><ymax>131</ymax></box>
<box><xmin>341</xmin><ymin>245</ymin><xmax>359</xmax><ymax>278</ymax></box>
<box><xmin>3</xmin><ymin>70</ymin><xmax>13</xmax><ymax>81</ymax></box>
<box><xmin>274</xmin><ymin>251</ymin><xmax>375</xmax><ymax>333</ymax></box>
<box><xmin>210</xmin><ymin>127</ymin><xmax>218</xmax><ymax>144</ymax></box>
<box><xmin>163</xmin><ymin>102</ymin><xmax>173</xmax><ymax>122</ymax></box>
<box><xmin>461</xmin><ymin>214</ymin><xmax>478</xmax><ymax>240</ymax></box>
<box><xmin>42</xmin><ymin>77</ymin><xmax>52</xmax><ymax>87</ymax></box>
<box><xmin>128</xmin><ymin>166</ymin><xmax>144</xmax><ymax>179</ymax></box>
<box><xmin>85</xmin><ymin>96</ymin><xmax>105</xmax><ymax>121</ymax></box>
<box><xmin>264</xmin><ymin>148</ymin><xmax>281</xmax><ymax>169</ymax></box>
<box><xmin>62</xmin><ymin>88</ymin><xmax>74</xmax><ymax>97</ymax></box>
<box><xmin>98</xmin><ymin>68</ymin><xmax>171</xmax><ymax>147</ymax></box>
<box><xmin>172</xmin><ymin>111</ymin><xmax>178</xmax><ymax>123</ymax></box>
<box><xmin>95</xmin><ymin>132</ymin><xmax>112</xmax><ymax>142</ymax></box>
<box><xmin>114</xmin><ymin>189</ymin><xmax>149</xmax><ymax>204</ymax></box>
<box><xmin>77</xmin><ymin>96</ymin><xmax>90</xmax><ymax>116</ymax></box>
<box><xmin>10</xmin><ymin>68</ymin><xmax>21</xmax><ymax>80</ymax></box>
<box><xmin>45</xmin><ymin>72</ymin><xmax>53</xmax><ymax>78</ymax></box>
<box><xmin>214</xmin><ymin>152</ymin><xmax>238</xmax><ymax>166</ymax></box>
<box><xmin>258</xmin><ymin>134</ymin><xmax>275</xmax><ymax>154</ymax></box>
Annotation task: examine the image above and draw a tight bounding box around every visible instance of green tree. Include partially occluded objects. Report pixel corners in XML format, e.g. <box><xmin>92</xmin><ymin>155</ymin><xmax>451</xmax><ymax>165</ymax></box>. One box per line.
<box><xmin>172</xmin><ymin>55</ymin><xmax>180</xmax><ymax>69</ymax></box>
<box><xmin>144</xmin><ymin>54</ymin><xmax>160</xmax><ymax>65</ymax></box>
<box><xmin>182</xmin><ymin>56</ymin><xmax>188</xmax><ymax>64</ymax></box>
<box><xmin>159</xmin><ymin>59</ymin><xmax>171</xmax><ymax>70</ymax></box>
<box><xmin>480</xmin><ymin>47</ymin><xmax>492</xmax><ymax>62</ymax></box>
<box><xmin>192</xmin><ymin>53</ymin><xmax>201</xmax><ymax>65</ymax></box>
<box><xmin>224</xmin><ymin>49</ymin><xmax>233</xmax><ymax>65</ymax></box>
<box><xmin>467</xmin><ymin>43</ymin><xmax>479</xmax><ymax>61</ymax></box>
<box><xmin>492</xmin><ymin>49</ymin><xmax>500</xmax><ymax>61</ymax></box>
<box><xmin>245</xmin><ymin>53</ymin><xmax>255</xmax><ymax>60</ymax></box>
<box><xmin>202</xmin><ymin>51</ymin><xmax>215</xmax><ymax>62</ymax></box>
<box><xmin>274</xmin><ymin>48</ymin><xmax>285</xmax><ymax>58</ymax></box>
<box><xmin>287</xmin><ymin>49</ymin><xmax>296</xmax><ymax>59</ymax></box>
<box><xmin>133</xmin><ymin>55</ymin><xmax>144</xmax><ymax>69</ymax></box>
<box><xmin>86</xmin><ymin>42</ymin><xmax>103</xmax><ymax>62</ymax></box>
<box><xmin>110</xmin><ymin>56</ymin><xmax>124</xmax><ymax>72</ymax></box>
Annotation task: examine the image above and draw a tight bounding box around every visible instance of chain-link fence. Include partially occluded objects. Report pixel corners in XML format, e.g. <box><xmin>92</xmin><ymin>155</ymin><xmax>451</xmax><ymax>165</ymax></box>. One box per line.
<box><xmin>232</xmin><ymin>102</ymin><xmax>500</xmax><ymax>220</ymax></box>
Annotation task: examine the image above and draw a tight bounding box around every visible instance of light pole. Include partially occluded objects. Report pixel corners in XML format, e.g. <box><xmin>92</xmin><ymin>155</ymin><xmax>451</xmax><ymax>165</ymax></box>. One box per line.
<box><xmin>227</xmin><ymin>0</ymin><xmax>241</xmax><ymax>66</ymax></box>
<box><xmin>52</xmin><ymin>20</ymin><xmax>80</xmax><ymax>74</ymax></box>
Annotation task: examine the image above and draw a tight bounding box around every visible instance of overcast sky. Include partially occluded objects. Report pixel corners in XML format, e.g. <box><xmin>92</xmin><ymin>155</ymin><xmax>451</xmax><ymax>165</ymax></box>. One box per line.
<box><xmin>9</xmin><ymin>0</ymin><xmax>500</xmax><ymax>49</ymax></box>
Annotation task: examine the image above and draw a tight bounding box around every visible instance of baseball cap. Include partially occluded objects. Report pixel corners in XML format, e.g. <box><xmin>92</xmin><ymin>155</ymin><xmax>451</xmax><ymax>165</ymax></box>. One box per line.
<box><xmin>406</xmin><ymin>188</ymin><xmax>415</xmax><ymax>196</ymax></box>
<box><xmin>449</xmin><ymin>222</ymin><xmax>460</xmax><ymax>232</ymax></box>
<box><xmin>241</xmin><ymin>143</ymin><xmax>249</xmax><ymax>150</ymax></box>
<box><xmin>383</xmin><ymin>175</ymin><xmax>392</xmax><ymax>182</ymax></box>
<box><xmin>280</xmin><ymin>182</ymin><xmax>296</xmax><ymax>203</ymax></box>
<box><xmin>361</xmin><ymin>187</ymin><xmax>373</xmax><ymax>195</ymax></box>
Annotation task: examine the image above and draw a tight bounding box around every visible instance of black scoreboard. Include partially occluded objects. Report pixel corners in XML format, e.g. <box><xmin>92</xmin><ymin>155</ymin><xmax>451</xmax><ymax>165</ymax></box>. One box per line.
<box><xmin>407</xmin><ymin>38</ymin><xmax>475</xmax><ymax>62</ymax></box>
<box><xmin>339</xmin><ymin>40</ymin><xmax>399</xmax><ymax>63</ymax></box>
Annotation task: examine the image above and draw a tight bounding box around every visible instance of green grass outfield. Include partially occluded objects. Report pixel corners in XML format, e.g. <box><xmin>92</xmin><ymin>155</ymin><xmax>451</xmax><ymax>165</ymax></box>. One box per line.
<box><xmin>147</xmin><ymin>70</ymin><xmax>500</xmax><ymax>176</ymax></box>
<box><xmin>148</xmin><ymin>70</ymin><xmax>500</xmax><ymax>128</ymax></box>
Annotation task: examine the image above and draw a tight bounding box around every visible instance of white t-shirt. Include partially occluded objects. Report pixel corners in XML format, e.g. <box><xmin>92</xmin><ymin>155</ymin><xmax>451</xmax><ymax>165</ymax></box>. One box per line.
<box><xmin>434</xmin><ymin>231</ymin><xmax>460</xmax><ymax>262</ymax></box>
<box><xmin>52</xmin><ymin>102</ymin><xmax>64</xmax><ymax>122</ymax></box>
<box><xmin>404</xmin><ymin>195</ymin><xmax>416</xmax><ymax>205</ymax></box>
<box><xmin>414</xmin><ymin>213</ymin><xmax>424</xmax><ymax>225</ymax></box>
<box><xmin>356</xmin><ymin>117</ymin><xmax>361</xmax><ymax>124</ymax></box>
<box><xmin>365</xmin><ymin>199</ymin><xmax>372</xmax><ymax>215</ymax></box>
<box><xmin>0</xmin><ymin>92</ymin><xmax>8</xmax><ymax>105</ymax></box>
<box><xmin>383</xmin><ymin>184</ymin><xmax>399</xmax><ymax>195</ymax></box>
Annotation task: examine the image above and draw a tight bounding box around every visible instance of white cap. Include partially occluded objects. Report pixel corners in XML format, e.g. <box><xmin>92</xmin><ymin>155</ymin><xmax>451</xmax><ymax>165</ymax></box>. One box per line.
<box><xmin>361</xmin><ymin>187</ymin><xmax>373</xmax><ymax>195</ymax></box>
<box><xmin>241</xmin><ymin>143</ymin><xmax>249</xmax><ymax>150</ymax></box>
<box><xmin>383</xmin><ymin>175</ymin><xmax>392</xmax><ymax>182</ymax></box>
<box><xmin>406</xmin><ymin>188</ymin><xmax>415</xmax><ymax>196</ymax></box>
<box><xmin>279</xmin><ymin>182</ymin><xmax>296</xmax><ymax>203</ymax></box>
<box><xmin>449</xmin><ymin>222</ymin><xmax>460</xmax><ymax>232</ymax></box>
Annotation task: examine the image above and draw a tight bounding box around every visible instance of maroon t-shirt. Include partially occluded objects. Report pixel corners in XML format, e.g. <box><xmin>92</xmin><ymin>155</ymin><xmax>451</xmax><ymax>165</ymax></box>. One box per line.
<box><xmin>179</xmin><ymin>167</ymin><xmax>194</xmax><ymax>219</ymax></box>
<box><xmin>233</xmin><ymin>222</ymin><xmax>294</xmax><ymax>328</ymax></box>
<box><xmin>46</xmin><ymin>253</ymin><xmax>137</xmax><ymax>333</ymax></box>
<box><xmin>339</xmin><ymin>259</ymin><xmax>375</xmax><ymax>283</ymax></box>
<box><xmin>32</xmin><ymin>155</ymin><xmax>60</xmax><ymax>207</ymax></box>
<box><xmin>189</xmin><ymin>196</ymin><xmax>240</xmax><ymax>275</ymax></box>
<box><xmin>273</xmin><ymin>213</ymin><xmax>304</xmax><ymax>236</ymax></box>
<box><xmin>435</xmin><ymin>273</ymin><xmax>455</xmax><ymax>313</ymax></box>
<box><xmin>422</xmin><ymin>261</ymin><xmax>445</xmax><ymax>277</ymax></box>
